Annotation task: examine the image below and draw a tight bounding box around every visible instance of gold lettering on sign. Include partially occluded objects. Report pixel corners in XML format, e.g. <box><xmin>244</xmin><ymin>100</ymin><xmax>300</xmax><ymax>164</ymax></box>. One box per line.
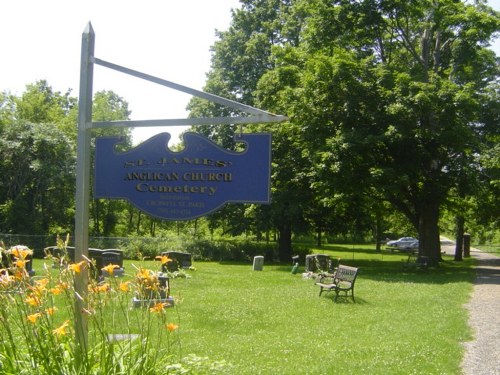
<box><xmin>125</xmin><ymin>172</ymin><xmax>179</xmax><ymax>181</ymax></box>
<box><xmin>182</xmin><ymin>173</ymin><xmax>232</xmax><ymax>182</ymax></box>
<box><xmin>135</xmin><ymin>183</ymin><xmax>218</xmax><ymax>196</ymax></box>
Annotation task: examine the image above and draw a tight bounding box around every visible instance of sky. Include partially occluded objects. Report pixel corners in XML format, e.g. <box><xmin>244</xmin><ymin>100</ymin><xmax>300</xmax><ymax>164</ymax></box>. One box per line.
<box><xmin>1</xmin><ymin>0</ymin><xmax>499</xmax><ymax>146</ymax></box>
<box><xmin>0</xmin><ymin>0</ymin><xmax>241</xmax><ymax>145</ymax></box>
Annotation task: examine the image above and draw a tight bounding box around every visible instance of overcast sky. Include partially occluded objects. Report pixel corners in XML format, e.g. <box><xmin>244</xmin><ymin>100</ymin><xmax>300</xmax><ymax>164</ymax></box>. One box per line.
<box><xmin>1</xmin><ymin>0</ymin><xmax>498</xmax><ymax>145</ymax></box>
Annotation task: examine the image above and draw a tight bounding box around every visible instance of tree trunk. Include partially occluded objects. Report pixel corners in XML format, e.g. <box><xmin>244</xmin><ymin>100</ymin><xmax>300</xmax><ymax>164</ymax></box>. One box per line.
<box><xmin>150</xmin><ymin>219</ymin><xmax>156</xmax><ymax>237</ymax></box>
<box><xmin>375</xmin><ymin>210</ymin><xmax>383</xmax><ymax>252</ymax></box>
<box><xmin>128</xmin><ymin>208</ymin><xmax>134</xmax><ymax>233</ymax></box>
<box><xmin>418</xmin><ymin>200</ymin><xmax>441</xmax><ymax>266</ymax></box>
<box><xmin>278</xmin><ymin>222</ymin><xmax>292</xmax><ymax>262</ymax></box>
<box><xmin>93</xmin><ymin>199</ymin><xmax>101</xmax><ymax>235</ymax></box>
<box><xmin>136</xmin><ymin>211</ymin><xmax>141</xmax><ymax>235</ymax></box>
<box><xmin>316</xmin><ymin>229</ymin><xmax>322</xmax><ymax>247</ymax></box>
<box><xmin>454</xmin><ymin>215</ymin><xmax>464</xmax><ymax>261</ymax></box>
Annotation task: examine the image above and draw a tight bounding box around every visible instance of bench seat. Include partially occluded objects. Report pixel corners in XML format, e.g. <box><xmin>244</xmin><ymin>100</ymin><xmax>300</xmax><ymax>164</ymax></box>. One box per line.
<box><xmin>315</xmin><ymin>265</ymin><xmax>359</xmax><ymax>302</ymax></box>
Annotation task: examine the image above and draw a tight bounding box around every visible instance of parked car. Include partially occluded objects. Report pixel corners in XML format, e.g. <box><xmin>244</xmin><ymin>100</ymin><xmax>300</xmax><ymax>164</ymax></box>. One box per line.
<box><xmin>397</xmin><ymin>240</ymin><xmax>419</xmax><ymax>252</ymax></box>
<box><xmin>386</xmin><ymin>237</ymin><xmax>418</xmax><ymax>248</ymax></box>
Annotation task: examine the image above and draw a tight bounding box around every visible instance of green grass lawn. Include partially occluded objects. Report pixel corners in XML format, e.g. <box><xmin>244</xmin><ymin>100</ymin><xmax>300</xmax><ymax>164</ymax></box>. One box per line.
<box><xmin>32</xmin><ymin>245</ymin><xmax>476</xmax><ymax>374</ymax></box>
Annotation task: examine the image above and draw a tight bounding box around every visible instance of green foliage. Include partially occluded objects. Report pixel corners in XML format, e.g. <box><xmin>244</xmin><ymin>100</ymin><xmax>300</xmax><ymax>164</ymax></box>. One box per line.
<box><xmin>1</xmin><ymin>0</ymin><xmax>499</xmax><ymax>261</ymax></box>
<box><xmin>0</xmin><ymin>82</ymin><xmax>138</xmax><ymax>237</ymax></box>
<box><xmin>13</xmin><ymin>80</ymin><xmax>76</xmax><ymax>129</ymax></box>
<box><xmin>119</xmin><ymin>237</ymin><xmax>185</xmax><ymax>260</ymax></box>
<box><xmin>186</xmin><ymin>239</ymin><xmax>278</xmax><ymax>262</ymax></box>
<box><xmin>209</xmin><ymin>1</ymin><xmax>500</xmax><ymax>262</ymax></box>
<box><xmin>0</xmin><ymin>120</ymin><xmax>75</xmax><ymax>234</ymax></box>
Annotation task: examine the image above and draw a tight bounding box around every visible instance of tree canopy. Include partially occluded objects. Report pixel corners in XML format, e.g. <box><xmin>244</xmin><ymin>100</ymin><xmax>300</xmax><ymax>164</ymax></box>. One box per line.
<box><xmin>0</xmin><ymin>81</ymin><xmax>133</xmax><ymax>236</ymax></box>
<box><xmin>188</xmin><ymin>0</ymin><xmax>500</xmax><ymax>263</ymax></box>
<box><xmin>0</xmin><ymin>2</ymin><xmax>498</xmax><ymax>262</ymax></box>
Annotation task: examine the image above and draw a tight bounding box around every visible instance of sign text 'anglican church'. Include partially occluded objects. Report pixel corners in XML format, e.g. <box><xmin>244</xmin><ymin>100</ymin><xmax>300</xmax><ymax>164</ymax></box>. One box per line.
<box><xmin>94</xmin><ymin>132</ymin><xmax>271</xmax><ymax>220</ymax></box>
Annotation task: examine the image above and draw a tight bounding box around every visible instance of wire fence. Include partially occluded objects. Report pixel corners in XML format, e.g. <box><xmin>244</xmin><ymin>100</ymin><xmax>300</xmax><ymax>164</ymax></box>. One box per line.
<box><xmin>0</xmin><ymin>233</ymin><xmax>180</xmax><ymax>258</ymax></box>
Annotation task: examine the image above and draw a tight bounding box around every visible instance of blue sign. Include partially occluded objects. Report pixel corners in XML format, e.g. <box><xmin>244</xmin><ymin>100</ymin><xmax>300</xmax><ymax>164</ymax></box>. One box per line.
<box><xmin>94</xmin><ymin>132</ymin><xmax>271</xmax><ymax>220</ymax></box>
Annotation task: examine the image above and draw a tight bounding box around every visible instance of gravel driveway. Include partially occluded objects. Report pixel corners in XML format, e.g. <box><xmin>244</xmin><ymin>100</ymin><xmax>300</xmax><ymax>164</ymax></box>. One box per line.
<box><xmin>441</xmin><ymin>243</ymin><xmax>500</xmax><ymax>375</ymax></box>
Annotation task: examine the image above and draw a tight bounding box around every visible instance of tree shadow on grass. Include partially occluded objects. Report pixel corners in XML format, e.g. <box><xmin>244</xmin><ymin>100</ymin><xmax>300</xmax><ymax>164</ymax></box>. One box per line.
<box><xmin>318</xmin><ymin>294</ymin><xmax>368</xmax><ymax>305</ymax></box>
<box><xmin>214</xmin><ymin>250</ymin><xmax>476</xmax><ymax>286</ymax></box>
<box><xmin>279</xmin><ymin>257</ymin><xmax>476</xmax><ymax>286</ymax></box>
<box><xmin>348</xmin><ymin>258</ymin><xmax>476</xmax><ymax>285</ymax></box>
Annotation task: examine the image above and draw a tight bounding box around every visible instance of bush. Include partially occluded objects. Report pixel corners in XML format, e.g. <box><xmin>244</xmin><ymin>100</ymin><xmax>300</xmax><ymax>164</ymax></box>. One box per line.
<box><xmin>119</xmin><ymin>237</ymin><xmax>186</xmax><ymax>260</ymax></box>
<box><xmin>186</xmin><ymin>240</ymin><xmax>277</xmax><ymax>262</ymax></box>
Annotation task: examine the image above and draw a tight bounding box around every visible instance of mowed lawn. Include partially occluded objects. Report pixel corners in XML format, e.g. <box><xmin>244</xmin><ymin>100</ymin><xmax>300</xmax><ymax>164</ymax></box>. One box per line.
<box><xmin>31</xmin><ymin>246</ymin><xmax>476</xmax><ymax>374</ymax></box>
<box><xmin>159</xmin><ymin>247</ymin><xmax>475</xmax><ymax>374</ymax></box>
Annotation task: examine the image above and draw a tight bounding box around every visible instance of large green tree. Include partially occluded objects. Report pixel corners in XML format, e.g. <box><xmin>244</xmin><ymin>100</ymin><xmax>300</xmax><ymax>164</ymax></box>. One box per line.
<box><xmin>0</xmin><ymin>83</ymin><xmax>135</xmax><ymax>238</ymax></box>
<box><xmin>187</xmin><ymin>0</ymin><xmax>316</xmax><ymax>261</ymax></box>
<box><xmin>190</xmin><ymin>0</ymin><xmax>499</xmax><ymax>264</ymax></box>
<box><xmin>256</xmin><ymin>0</ymin><xmax>499</xmax><ymax>264</ymax></box>
<box><xmin>0</xmin><ymin>82</ymin><xmax>77</xmax><ymax>234</ymax></box>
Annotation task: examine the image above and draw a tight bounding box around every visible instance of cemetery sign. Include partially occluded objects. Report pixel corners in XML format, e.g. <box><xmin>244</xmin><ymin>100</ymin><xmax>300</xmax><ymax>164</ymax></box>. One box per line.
<box><xmin>95</xmin><ymin>132</ymin><xmax>271</xmax><ymax>220</ymax></box>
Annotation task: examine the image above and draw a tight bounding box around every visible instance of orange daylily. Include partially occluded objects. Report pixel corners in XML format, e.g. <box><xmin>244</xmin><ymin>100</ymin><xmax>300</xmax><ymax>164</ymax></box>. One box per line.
<box><xmin>90</xmin><ymin>283</ymin><xmax>110</xmax><ymax>293</ymax></box>
<box><xmin>27</xmin><ymin>313</ymin><xmax>42</xmax><ymax>324</ymax></box>
<box><xmin>50</xmin><ymin>286</ymin><xmax>63</xmax><ymax>295</ymax></box>
<box><xmin>101</xmin><ymin>263</ymin><xmax>119</xmax><ymax>276</ymax></box>
<box><xmin>149</xmin><ymin>302</ymin><xmax>168</xmax><ymax>313</ymax></box>
<box><xmin>9</xmin><ymin>246</ymin><xmax>33</xmax><ymax>260</ymax></box>
<box><xmin>166</xmin><ymin>323</ymin><xmax>178</xmax><ymax>332</ymax></box>
<box><xmin>33</xmin><ymin>278</ymin><xmax>50</xmax><ymax>288</ymax></box>
<box><xmin>13</xmin><ymin>269</ymin><xmax>28</xmax><ymax>281</ymax></box>
<box><xmin>53</xmin><ymin>320</ymin><xmax>70</xmax><ymax>337</ymax></box>
<box><xmin>136</xmin><ymin>268</ymin><xmax>153</xmax><ymax>279</ymax></box>
<box><xmin>45</xmin><ymin>307</ymin><xmax>57</xmax><ymax>316</ymax></box>
<box><xmin>58</xmin><ymin>282</ymin><xmax>70</xmax><ymax>290</ymax></box>
<box><xmin>118</xmin><ymin>281</ymin><xmax>131</xmax><ymax>292</ymax></box>
<box><xmin>30</xmin><ymin>278</ymin><xmax>49</xmax><ymax>296</ymax></box>
<box><xmin>14</xmin><ymin>259</ymin><xmax>29</xmax><ymax>268</ymax></box>
<box><xmin>155</xmin><ymin>255</ymin><xmax>173</xmax><ymax>265</ymax></box>
<box><xmin>69</xmin><ymin>261</ymin><xmax>86</xmax><ymax>274</ymax></box>
<box><xmin>25</xmin><ymin>294</ymin><xmax>42</xmax><ymax>307</ymax></box>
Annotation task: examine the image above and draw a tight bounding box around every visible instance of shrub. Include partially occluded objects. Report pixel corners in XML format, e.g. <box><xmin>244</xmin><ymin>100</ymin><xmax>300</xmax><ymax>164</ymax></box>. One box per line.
<box><xmin>120</xmin><ymin>237</ymin><xmax>186</xmax><ymax>260</ymax></box>
<box><xmin>185</xmin><ymin>239</ymin><xmax>277</xmax><ymax>262</ymax></box>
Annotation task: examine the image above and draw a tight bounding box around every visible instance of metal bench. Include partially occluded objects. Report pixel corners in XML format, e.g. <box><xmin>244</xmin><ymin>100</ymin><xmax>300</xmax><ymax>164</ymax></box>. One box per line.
<box><xmin>315</xmin><ymin>265</ymin><xmax>359</xmax><ymax>302</ymax></box>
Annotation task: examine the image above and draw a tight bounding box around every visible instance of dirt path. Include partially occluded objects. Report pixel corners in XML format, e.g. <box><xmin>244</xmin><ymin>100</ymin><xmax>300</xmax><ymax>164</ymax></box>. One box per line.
<box><xmin>441</xmin><ymin>242</ymin><xmax>500</xmax><ymax>375</ymax></box>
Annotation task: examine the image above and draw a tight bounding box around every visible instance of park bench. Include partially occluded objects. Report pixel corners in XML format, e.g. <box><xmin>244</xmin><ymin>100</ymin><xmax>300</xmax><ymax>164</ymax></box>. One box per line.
<box><xmin>315</xmin><ymin>265</ymin><xmax>359</xmax><ymax>302</ymax></box>
<box><xmin>402</xmin><ymin>253</ymin><xmax>429</xmax><ymax>271</ymax></box>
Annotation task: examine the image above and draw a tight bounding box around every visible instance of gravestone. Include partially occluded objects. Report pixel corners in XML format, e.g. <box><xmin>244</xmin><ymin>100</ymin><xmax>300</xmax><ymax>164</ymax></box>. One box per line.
<box><xmin>253</xmin><ymin>255</ymin><xmax>264</xmax><ymax>271</ymax></box>
<box><xmin>305</xmin><ymin>254</ymin><xmax>331</xmax><ymax>273</ymax></box>
<box><xmin>161</xmin><ymin>251</ymin><xmax>192</xmax><ymax>272</ymax></box>
<box><xmin>101</xmin><ymin>251</ymin><xmax>125</xmax><ymax>277</ymax></box>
